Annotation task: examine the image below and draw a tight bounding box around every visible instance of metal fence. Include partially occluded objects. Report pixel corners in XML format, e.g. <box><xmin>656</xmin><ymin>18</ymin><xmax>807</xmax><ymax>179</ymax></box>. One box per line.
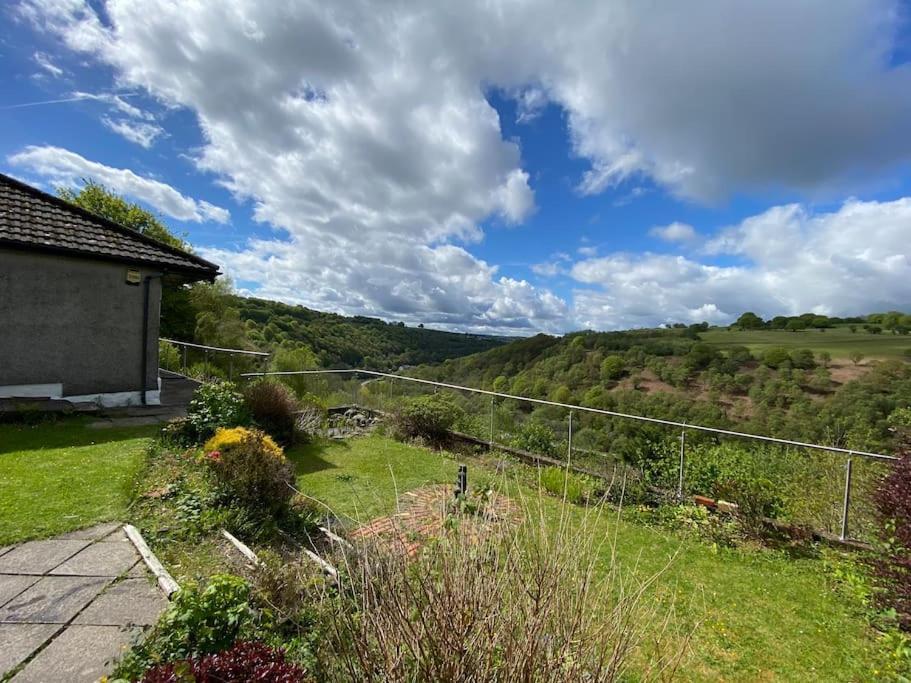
<box><xmin>160</xmin><ymin>338</ymin><xmax>270</xmax><ymax>381</ymax></box>
<box><xmin>241</xmin><ymin>368</ymin><xmax>897</xmax><ymax>544</ymax></box>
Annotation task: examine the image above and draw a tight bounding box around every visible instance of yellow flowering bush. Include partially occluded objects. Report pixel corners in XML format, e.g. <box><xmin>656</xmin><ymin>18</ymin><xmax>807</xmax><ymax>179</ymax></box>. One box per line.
<box><xmin>203</xmin><ymin>427</ymin><xmax>294</xmax><ymax>513</ymax></box>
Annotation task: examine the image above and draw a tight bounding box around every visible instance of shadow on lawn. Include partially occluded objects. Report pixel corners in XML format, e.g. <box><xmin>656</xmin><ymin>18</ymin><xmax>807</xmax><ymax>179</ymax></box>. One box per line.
<box><xmin>0</xmin><ymin>416</ymin><xmax>159</xmax><ymax>454</ymax></box>
<box><xmin>286</xmin><ymin>437</ymin><xmax>345</xmax><ymax>475</ymax></box>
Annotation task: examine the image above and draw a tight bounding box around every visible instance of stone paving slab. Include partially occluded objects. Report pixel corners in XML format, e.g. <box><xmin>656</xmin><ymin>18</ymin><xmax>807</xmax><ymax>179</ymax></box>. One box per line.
<box><xmin>0</xmin><ymin>576</ymin><xmax>111</xmax><ymax>624</ymax></box>
<box><xmin>127</xmin><ymin>560</ymin><xmax>147</xmax><ymax>577</ymax></box>
<box><xmin>0</xmin><ymin>541</ymin><xmax>90</xmax><ymax>575</ymax></box>
<box><xmin>0</xmin><ymin>575</ymin><xmax>40</xmax><ymax>608</ymax></box>
<box><xmin>0</xmin><ymin>545</ymin><xmax>15</xmax><ymax>558</ymax></box>
<box><xmin>12</xmin><ymin>625</ymin><xmax>139</xmax><ymax>683</ymax></box>
<box><xmin>0</xmin><ymin>623</ymin><xmax>60</xmax><ymax>676</ymax></box>
<box><xmin>49</xmin><ymin>542</ymin><xmax>139</xmax><ymax>577</ymax></box>
<box><xmin>56</xmin><ymin>522</ymin><xmax>122</xmax><ymax>541</ymax></box>
<box><xmin>75</xmin><ymin>578</ymin><xmax>167</xmax><ymax>626</ymax></box>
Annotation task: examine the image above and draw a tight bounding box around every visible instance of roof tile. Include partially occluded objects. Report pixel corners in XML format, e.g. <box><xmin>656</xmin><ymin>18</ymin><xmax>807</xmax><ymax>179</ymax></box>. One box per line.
<box><xmin>0</xmin><ymin>174</ymin><xmax>219</xmax><ymax>279</ymax></box>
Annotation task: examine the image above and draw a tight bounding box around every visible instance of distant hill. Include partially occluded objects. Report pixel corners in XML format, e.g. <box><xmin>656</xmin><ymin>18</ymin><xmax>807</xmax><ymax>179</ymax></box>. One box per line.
<box><xmin>410</xmin><ymin>320</ymin><xmax>911</xmax><ymax>452</ymax></box>
<box><xmin>234</xmin><ymin>296</ymin><xmax>511</xmax><ymax>369</ymax></box>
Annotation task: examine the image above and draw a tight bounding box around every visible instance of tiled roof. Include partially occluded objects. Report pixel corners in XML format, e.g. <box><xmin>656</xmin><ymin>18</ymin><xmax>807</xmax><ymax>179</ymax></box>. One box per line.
<box><xmin>0</xmin><ymin>173</ymin><xmax>219</xmax><ymax>280</ymax></box>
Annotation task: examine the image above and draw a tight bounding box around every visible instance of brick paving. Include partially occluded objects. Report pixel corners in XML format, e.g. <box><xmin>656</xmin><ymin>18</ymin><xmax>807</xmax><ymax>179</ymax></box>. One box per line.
<box><xmin>349</xmin><ymin>485</ymin><xmax>522</xmax><ymax>556</ymax></box>
<box><xmin>0</xmin><ymin>523</ymin><xmax>168</xmax><ymax>682</ymax></box>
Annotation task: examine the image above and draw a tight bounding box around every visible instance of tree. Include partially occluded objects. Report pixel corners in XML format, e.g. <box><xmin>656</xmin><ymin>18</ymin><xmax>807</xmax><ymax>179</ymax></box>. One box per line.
<box><xmin>734</xmin><ymin>312</ymin><xmax>765</xmax><ymax>330</ymax></box>
<box><xmin>849</xmin><ymin>351</ymin><xmax>865</xmax><ymax>366</ymax></box>
<box><xmin>789</xmin><ymin>349</ymin><xmax>816</xmax><ymax>370</ymax></box>
<box><xmin>600</xmin><ymin>355</ymin><xmax>626</xmax><ymax>381</ymax></box>
<box><xmin>786</xmin><ymin>319</ymin><xmax>808</xmax><ymax>332</ymax></box>
<box><xmin>58</xmin><ymin>179</ymin><xmax>188</xmax><ymax>249</ymax></box>
<box><xmin>818</xmin><ymin>351</ymin><xmax>832</xmax><ymax>368</ymax></box>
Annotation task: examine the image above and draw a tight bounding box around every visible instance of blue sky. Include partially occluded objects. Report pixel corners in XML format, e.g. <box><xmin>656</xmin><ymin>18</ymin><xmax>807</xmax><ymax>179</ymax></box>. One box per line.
<box><xmin>3</xmin><ymin>1</ymin><xmax>911</xmax><ymax>334</ymax></box>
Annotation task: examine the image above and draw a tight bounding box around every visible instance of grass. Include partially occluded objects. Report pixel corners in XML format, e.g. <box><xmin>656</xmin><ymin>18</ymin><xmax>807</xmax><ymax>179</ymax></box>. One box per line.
<box><xmin>291</xmin><ymin>434</ymin><xmax>878</xmax><ymax>681</ymax></box>
<box><xmin>286</xmin><ymin>434</ymin><xmax>472</xmax><ymax>521</ymax></box>
<box><xmin>0</xmin><ymin>418</ymin><xmax>158</xmax><ymax>545</ymax></box>
<box><xmin>701</xmin><ymin>325</ymin><xmax>911</xmax><ymax>359</ymax></box>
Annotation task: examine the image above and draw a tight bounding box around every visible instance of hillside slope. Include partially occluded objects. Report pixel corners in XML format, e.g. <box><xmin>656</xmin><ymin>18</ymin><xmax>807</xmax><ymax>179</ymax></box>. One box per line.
<box><xmin>234</xmin><ymin>296</ymin><xmax>510</xmax><ymax>369</ymax></box>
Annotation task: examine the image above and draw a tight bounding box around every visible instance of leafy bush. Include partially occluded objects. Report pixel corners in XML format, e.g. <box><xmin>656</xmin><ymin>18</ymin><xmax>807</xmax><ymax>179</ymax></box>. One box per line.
<box><xmin>789</xmin><ymin>348</ymin><xmax>816</xmax><ymax>369</ymax></box>
<box><xmin>140</xmin><ymin>641</ymin><xmax>306</xmax><ymax>683</ymax></box>
<box><xmin>187</xmin><ymin>361</ymin><xmax>228</xmax><ymax>382</ymax></box>
<box><xmin>539</xmin><ymin>466</ymin><xmax>593</xmax><ymax>504</ymax></box>
<box><xmin>158</xmin><ymin>340</ymin><xmax>181</xmax><ymax>372</ymax></box>
<box><xmin>391</xmin><ymin>393</ymin><xmax>463</xmax><ymax>444</ymax></box>
<box><xmin>186</xmin><ymin>381</ymin><xmax>250</xmax><ymax>443</ymax></box>
<box><xmin>762</xmin><ymin>347</ymin><xmax>792</xmax><ymax>369</ymax></box>
<box><xmin>116</xmin><ymin>575</ymin><xmax>255</xmax><ymax>679</ymax></box>
<box><xmin>508</xmin><ymin>420</ymin><xmax>558</xmax><ymax>456</ymax></box>
<box><xmin>244</xmin><ymin>379</ymin><xmax>300</xmax><ymax>446</ymax></box>
<box><xmin>204</xmin><ymin>427</ymin><xmax>295</xmax><ymax>513</ymax></box>
<box><xmin>871</xmin><ymin>420</ymin><xmax>911</xmax><ymax>629</ymax></box>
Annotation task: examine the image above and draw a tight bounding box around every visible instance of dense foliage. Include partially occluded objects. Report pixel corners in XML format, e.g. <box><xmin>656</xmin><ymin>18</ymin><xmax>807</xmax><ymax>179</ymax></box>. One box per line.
<box><xmin>390</xmin><ymin>393</ymin><xmax>465</xmax><ymax>445</ymax></box>
<box><xmin>235</xmin><ymin>296</ymin><xmax>508</xmax><ymax>369</ymax></box>
<box><xmin>182</xmin><ymin>381</ymin><xmax>250</xmax><ymax>444</ymax></box>
<box><xmin>141</xmin><ymin>641</ymin><xmax>307</xmax><ymax>683</ymax></box>
<box><xmin>871</xmin><ymin>411</ymin><xmax>911</xmax><ymax>629</ymax></box>
<box><xmin>243</xmin><ymin>380</ymin><xmax>301</xmax><ymax>446</ymax></box>
<box><xmin>414</xmin><ymin>328</ymin><xmax>911</xmax><ymax>455</ymax></box>
<box><xmin>204</xmin><ymin>427</ymin><xmax>295</xmax><ymax>514</ymax></box>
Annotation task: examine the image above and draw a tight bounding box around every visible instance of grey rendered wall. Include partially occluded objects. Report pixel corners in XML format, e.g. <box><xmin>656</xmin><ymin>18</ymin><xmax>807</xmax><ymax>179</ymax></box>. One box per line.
<box><xmin>0</xmin><ymin>248</ymin><xmax>161</xmax><ymax>396</ymax></box>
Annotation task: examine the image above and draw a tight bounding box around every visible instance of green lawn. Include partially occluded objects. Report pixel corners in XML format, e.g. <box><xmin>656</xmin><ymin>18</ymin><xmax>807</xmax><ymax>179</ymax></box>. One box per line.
<box><xmin>290</xmin><ymin>435</ymin><xmax>878</xmax><ymax>681</ymax></box>
<box><xmin>0</xmin><ymin>419</ymin><xmax>158</xmax><ymax>545</ymax></box>
<box><xmin>701</xmin><ymin>325</ymin><xmax>911</xmax><ymax>359</ymax></box>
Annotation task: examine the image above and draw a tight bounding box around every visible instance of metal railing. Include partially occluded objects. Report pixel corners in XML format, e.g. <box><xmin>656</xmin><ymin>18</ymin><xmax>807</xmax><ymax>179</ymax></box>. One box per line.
<box><xmin>242</xmin><ymin>368</ymin><xmax>898</xmax><ymax>542</ymax></box>
<box><xmin>161</xmin><ymin>338</ymin><xmax>270</xmax><ymax>381</ymax></box>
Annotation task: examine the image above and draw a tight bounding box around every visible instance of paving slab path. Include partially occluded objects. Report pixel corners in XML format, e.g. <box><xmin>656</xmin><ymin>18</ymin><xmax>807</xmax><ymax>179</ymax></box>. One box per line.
<box><xmin>0</xmin><ymin>523</ymin><xmax>168</xmax><ymax>682</ymax></box>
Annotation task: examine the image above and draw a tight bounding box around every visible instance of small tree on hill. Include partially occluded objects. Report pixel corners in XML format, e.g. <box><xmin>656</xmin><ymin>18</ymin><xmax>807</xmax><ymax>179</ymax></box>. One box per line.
<box><xmin>849</xmin><ymin>351</ymin><xmax>865</xmax><ymax>366</ymax></box>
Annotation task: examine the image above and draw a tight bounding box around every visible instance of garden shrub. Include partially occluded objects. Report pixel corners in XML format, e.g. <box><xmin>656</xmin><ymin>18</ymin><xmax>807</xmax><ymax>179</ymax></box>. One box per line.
<box><xmin>158</xmin><ymin>340</ymin><xmax>181</xmax><ymax>372</ymax></box>
<box><xmin>539</xmin><ymin>466</ymin><xmax>593</xmax><ymax>504</ymax></box>
<box><xmin>186</xmin><ymin>380</ymin><xmax>250</xmax><ymax>443</ymax></box>
<box><xmin>244</xmin><ymin>379</ymin><xmax>301</xmax><ymax>446</ymax></box>
<box><xmin>140</xmin><ymin>641</ymin><xmax>306</xmax><ymax>683</ymax></box>
<box><xmin>204</xmin><ymin>427</ymin><xmax>295</xmax><ymax>514</ymax></box>
<box><xmin>870</xmin><ymin>413</ymin><xmax>911</xmax><ymax>629</ymax></box>
<box><xmin>391</xmin><ymin>393</ymin><xmax>463</xmax><ymax>444</ymax></box>
<box><xmin>116</xmin><ymin>574</ymin><xmax>255</xmax><ymax>680</ymax></box>
<box><xmin>509</xmin><ymin>420</ymin><xmax>558</xmax><ymax>456</ymax></box>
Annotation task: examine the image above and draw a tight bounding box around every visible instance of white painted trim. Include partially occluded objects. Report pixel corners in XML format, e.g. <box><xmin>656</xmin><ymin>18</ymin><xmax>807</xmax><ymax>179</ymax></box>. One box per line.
<box><xmin>0</xmin><ymin>383</ymin><xmax>63</xmax><ymax>399</ymax></box>
<box><xmin>64</xmin><ymin>389</ymin><xmax>161</xmax><ymax>408</ymax></box>
<box><xmin>0</xmin><ymin>378</ymin><xmax>161</xmax><ymax>408</ymax></box>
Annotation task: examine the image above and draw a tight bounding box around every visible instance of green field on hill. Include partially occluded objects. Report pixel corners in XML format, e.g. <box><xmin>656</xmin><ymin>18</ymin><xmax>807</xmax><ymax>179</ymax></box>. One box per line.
<box><xmin>700</xmin><ymin>325</ymin><xmax>911</xmax><ymax>359</ymax></box>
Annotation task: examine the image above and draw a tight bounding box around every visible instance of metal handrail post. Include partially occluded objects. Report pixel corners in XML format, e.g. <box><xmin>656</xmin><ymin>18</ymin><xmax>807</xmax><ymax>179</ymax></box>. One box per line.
<box><xmin>677</xmin><ymin>424</ymin><xmax>686</xmax><ymax>500</ymax></box>
<box><xmin>840</xmin><ymin>456</ymin><xmax>853</xmax><ymax>541</ymax></box>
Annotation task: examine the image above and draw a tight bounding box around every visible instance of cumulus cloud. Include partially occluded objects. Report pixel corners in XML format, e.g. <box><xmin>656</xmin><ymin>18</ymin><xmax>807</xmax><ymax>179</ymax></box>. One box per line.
<box><xmin>571</xmin><ymin>197</ymin><xmax>911</xmax><ymax>329</ymax></box>
<box><xmin>16</xmin><ymin>0</ymin><xmax>911</xmax><ymax>332</ymax></box>
<box><xmin>101</xmin><ymin>117</ymin><xmax>165</xmax><ymax>148</ymax></box>
<box><xmin>649</xmin><ymin>222</ymin><xmax>697</xmax><ymax>243</ymax></box>
<box><xmin>8</xmin><ymin>145</ymin><xmax>230</xmax><ymax>223</ymax></box>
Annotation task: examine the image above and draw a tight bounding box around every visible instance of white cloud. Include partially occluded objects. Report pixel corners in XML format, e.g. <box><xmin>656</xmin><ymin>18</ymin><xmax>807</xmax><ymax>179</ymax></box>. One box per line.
<box><xmin>649</xmin><ymin>222</ymin><xmax>697</xmax><ymax>243</ymax></box>
<box><xmin>577</xmin><ymin>245</ymin><xmax>598</xmax><ymax>257</ymax></box>
<box><xmin>8</xmin><ymin>145</ymin><xmax>230</xmax><ymax>224</ymax></box>
<box><xmin>515</xmin><ymin>87</ymin><xmax>547</xmax><ymax>123</ymax></box>
<box><xmin>17</xmin><ymin>0</ymin><xmax>911</xmax><ymax>332</ymax></box>
<box><xmin>101</xmin><ymin>117</ymin><xmax>165</xmax><ymax>148</ymax></box>
<box><xmin>32</xmin><ymin>51</ymin><xmax>63</xmax><ymax>77</ymax></box>
<box><xmin>71</xmin><ymin>91</ymin><xmax>154</xmax><ymax>120</ymax></box>
<box><xmin>571</xmin><ymin>197</ymin><xmax>911</xmax><ymax>329</ymax></box>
